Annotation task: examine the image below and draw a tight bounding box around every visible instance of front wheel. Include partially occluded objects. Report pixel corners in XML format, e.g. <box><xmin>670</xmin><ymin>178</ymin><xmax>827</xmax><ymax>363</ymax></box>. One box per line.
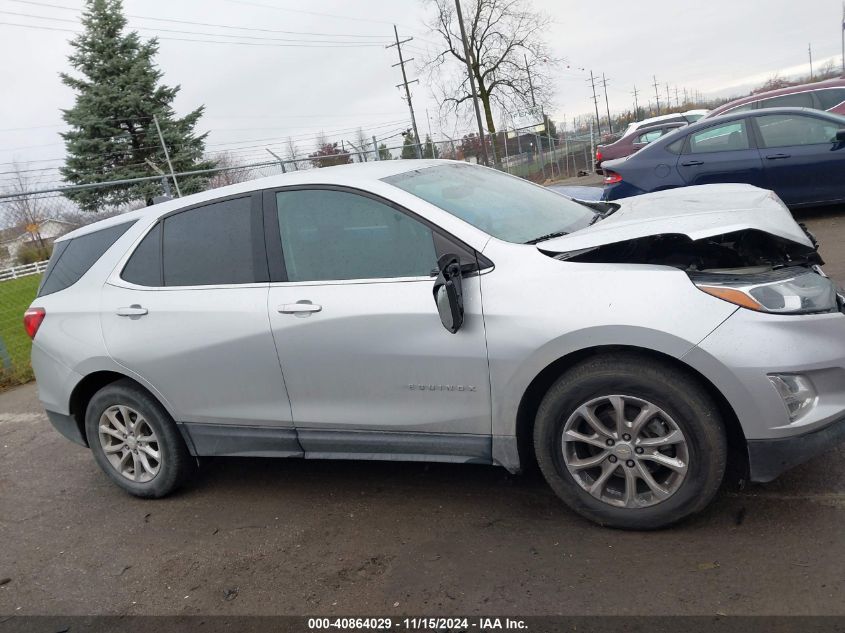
<box><xmin>85</xmin><ymin>379</ymin><xmax>195</xmax><ymax>498</ymax></box>
<box><xmin>534</xmin><ymin>353</ymin><xmax>727</xmax><ymax>529</ymax></box>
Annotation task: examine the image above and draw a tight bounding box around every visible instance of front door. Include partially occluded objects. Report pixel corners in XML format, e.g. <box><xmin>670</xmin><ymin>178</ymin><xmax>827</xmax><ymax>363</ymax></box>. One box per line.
<box><xmin>676</xmin><ymin>118</ymin><xmax>767</xmax><ymax>188</ymax></box>
<box><xmin>264</xmin><ymin>187</ymin><xmax>492</xmax><ymax>462</ymax></box>
<box><xmin>753</xmin><ymin>112</ymin><xmax>845</xmax><ymax>206</ymax></box>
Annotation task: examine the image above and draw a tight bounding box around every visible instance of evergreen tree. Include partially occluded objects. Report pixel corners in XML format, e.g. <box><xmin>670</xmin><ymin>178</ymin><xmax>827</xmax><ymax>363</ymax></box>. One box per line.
<box><xmin>378</xmin><ymin>143</ymin><xmax>392</xmax><ymax>160</ymax></box>
<box><xmin>400</xmin><ymin>134</ymin><xmax>417</xmax><ymax>159</ymax></box>
<box><xmin>60</xmin><ymin>0</ymin><xmax>215</xmax><ymax>211</ymax></box>
<box><xmin>422</xmin><ymin>135</ymin><xmax>440</xmax><ymax>159</ymax></box>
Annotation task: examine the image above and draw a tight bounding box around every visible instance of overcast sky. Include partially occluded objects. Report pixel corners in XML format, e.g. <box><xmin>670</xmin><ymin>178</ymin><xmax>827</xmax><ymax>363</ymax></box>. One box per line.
<box><xmin>1</xmin><ymin>0</ymin><xmax>843</xmax><ymax>189</ymax></box>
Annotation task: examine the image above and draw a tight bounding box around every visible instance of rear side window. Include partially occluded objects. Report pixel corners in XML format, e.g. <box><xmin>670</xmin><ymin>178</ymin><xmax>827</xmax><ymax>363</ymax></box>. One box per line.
<box><xmin>122</xmin><ymin>222</ymin><xmax>162</xmax><ymax>286</ymax></box>
<box><xmin>816</xmin><ymin>88</ymin><xmax>845</xmax><ymax>110</ymax></box>
<box><xmin>758</xmin><ymin>92</ymin><xmax>813</xmax><ymax>109</ymax></box>
<box><xmin>687</xmin><ymin>121</ymin><xmax>750</xmax><ymax>153</ymax></box>
<box><xmin>38</xmin><ymin>221</ymin><xmax>135</xmax><ymax>297</ymax></box>
<box><xmin>162</xmin><ymin>196</ymin><xmax>254</xmax><ymax>286</ymax></box>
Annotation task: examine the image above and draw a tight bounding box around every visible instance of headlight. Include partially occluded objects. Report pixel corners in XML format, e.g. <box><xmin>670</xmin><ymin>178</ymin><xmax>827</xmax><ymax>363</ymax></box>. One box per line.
<box><xmin>692</xmin><ymin>268</ymin><xmax>837</xmax><ymax>314</ymax></box>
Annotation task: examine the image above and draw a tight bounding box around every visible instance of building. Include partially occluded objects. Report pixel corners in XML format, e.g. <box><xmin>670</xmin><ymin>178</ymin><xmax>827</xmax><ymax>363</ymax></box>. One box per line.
<box><xmin>0</xmin><ymin>219</ymin><xmax>77</xmax><ymax>266</ymax></box>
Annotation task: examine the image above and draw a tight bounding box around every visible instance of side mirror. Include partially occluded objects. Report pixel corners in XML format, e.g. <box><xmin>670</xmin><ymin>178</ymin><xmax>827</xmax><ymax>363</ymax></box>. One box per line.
<box><xmin>433</xmin><ymin>254</ymin><xmax>464</xmax><ymax>333</ymax></box>
<box><xmin>837</xmin><ymin>129</ymin><xmax>845</xmax><ymax>142</ymax></box>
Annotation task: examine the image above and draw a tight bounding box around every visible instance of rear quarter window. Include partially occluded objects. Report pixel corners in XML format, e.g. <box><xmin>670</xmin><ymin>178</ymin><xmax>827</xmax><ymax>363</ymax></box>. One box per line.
<box><xmin>816</xmin><ymin>87</ymin><xmax>845</xmax><ymax>110</ymax></box>
<box><xmin>37</xmin><ymin>221</ymin><xmax>135</xmax><ymax>297</ymax></box>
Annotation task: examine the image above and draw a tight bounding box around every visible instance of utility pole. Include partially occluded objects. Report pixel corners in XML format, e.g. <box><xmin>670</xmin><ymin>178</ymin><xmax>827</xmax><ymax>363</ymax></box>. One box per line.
<box><xmin>808</xmin><ymin>43</ymin><xmax>814</xmax><ymax>79</ymax></box>
<box><xmin>683</xmin><ymin>87</ymin><xmax>689</xmax><ymax>105</ymax></box>
<box><xmin>454</xmin><ymin>1</ymin><xmax>489</xmax><ymax>165</ymax></box>
<box><xmin>601</xmin><ymin>73</ymin><xmax>613</xmax><ymax>134</ymax></box>
<box><xmin>587</xmin><ymin>70</ymin><xmax>602</xmax><ymax>136</ymax></box>
<box><xmin>652</xmin><ymin>75</ymin><xmax>661</xmax><ymax>115</ymax></box>
<box><xmin>665</xmin><ymin>83</ymin><xmax>671</xmax><ymax>110</ymax></box>
<box><xmin>153</xmin><ymin>114</ymin><xmax>181</xmax><ymax>197</ymax></box>
<box><xmin>842</xmin><ymin>2</ymin><xmax>844</xmax><ymax>73</ymax></box>
<box><xmin>632</xmin><ymin>84</ymin><xmax>640</xmax><ymax>121</ymax></box>
<box><xmin>674</xmin><ymin>86</ymin><xmax>680</xmax><ymax>108</ymax></box>
<box><xmin>386</xmin><ymin>25</ymin><xmax>422</xmax><ymax>159</ymax></box>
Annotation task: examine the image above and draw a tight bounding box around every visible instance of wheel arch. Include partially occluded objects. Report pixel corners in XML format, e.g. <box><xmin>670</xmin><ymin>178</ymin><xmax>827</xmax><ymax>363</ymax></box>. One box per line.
<box><xmin>513</xmin><ymin>344</ymin><xmax>747</xmax><ymax>479</ymax></box>
<box><xmin>68</xmin><ymin>370</ymin><xmax>172</xmax><ymax>448</ymax></box>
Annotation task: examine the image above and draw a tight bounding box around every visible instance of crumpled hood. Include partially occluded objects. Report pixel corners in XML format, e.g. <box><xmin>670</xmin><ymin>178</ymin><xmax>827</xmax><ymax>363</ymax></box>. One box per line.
<box><xmin>538</xmin><ymin>184</ymin><xmax>813</xmax><ymax>253</ymax></box>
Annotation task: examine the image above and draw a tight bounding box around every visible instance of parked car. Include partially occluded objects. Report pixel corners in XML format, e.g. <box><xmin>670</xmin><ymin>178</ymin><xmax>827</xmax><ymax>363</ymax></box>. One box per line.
<box><xmin>595</xmin><ymin>121</ymin><xmax>688</xmax><ymax>173</ymax></box>
<box><xmin>622</xmin><ymin>109</ymin><xmax>708</xmax><ymax>136</ymax></box>
<box><xmin>704</xmin><ymin>78</ymin><xmax>845</xmax><ymax>119</ymax></box>
<box><xmin>601</xmin><ymin>107</ymin><xmax>845</xmax><ymax>206</ymax></box>
<box><xmin>26</xmin><ymin>160</ymin><xmax>845</xmax><ymax>529</ymax></box>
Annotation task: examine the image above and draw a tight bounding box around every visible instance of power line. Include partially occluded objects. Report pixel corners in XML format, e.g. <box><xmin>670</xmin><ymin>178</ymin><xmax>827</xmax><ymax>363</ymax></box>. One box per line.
<box><xmin>8</xmin><ymin>0</ymin><xmax>395</xmax><ymax>38</ymax></box>
<box><xmin>0</xmin><ymin>21</ymin><xmax>392</xmax><ymax>47</ymax></box>
<box><xmin>0</xmin><ymin>9</ymin><xmax>394</xmax><ymax>44</ymax></box>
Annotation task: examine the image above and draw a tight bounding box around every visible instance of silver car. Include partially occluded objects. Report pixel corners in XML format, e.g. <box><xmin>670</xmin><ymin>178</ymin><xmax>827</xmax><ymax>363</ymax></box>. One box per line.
<box><xmin>25</xmin><ymin>161</ymin><xmax>845</xmax><ymax>529</ymax></box>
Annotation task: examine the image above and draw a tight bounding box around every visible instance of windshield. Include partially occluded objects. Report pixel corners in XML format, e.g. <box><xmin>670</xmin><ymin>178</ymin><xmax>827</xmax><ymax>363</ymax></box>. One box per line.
<box><xmin>383</xmin><ymin>163</ymin><xmax>596</xmax><ymax>244</ymax></box>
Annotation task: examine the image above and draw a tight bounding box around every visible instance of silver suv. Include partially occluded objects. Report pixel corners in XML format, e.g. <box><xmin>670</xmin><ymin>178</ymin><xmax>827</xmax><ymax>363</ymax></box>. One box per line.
<box><xmin>26</xmin><ymin>161</ymin><xmax>845</xmax><ymax>529</ymax></box>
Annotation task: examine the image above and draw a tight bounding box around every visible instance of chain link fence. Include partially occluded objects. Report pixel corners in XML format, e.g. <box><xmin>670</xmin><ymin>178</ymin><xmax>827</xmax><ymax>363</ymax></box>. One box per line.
<box><xmin>0</xmin><ymin>125</ymin><xmax>598</xmax><ymax>387</ymax></box>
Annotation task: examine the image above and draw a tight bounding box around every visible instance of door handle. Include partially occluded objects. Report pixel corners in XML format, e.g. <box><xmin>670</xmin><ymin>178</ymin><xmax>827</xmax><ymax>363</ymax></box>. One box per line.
<box><xmin>278</xmin><ymin>301</ymin><xmax>322</xmax><ymax>315</ymax></box>
<box><xmin>116</xmin><ymin>305</ymin><xmax>148</xmax><ymax>317</ymax></box>
<box><xmin>680</xmin><ymin>160</ymin><xmax>703</xmax><ymax>166</ymax></box>
<box><xmin>765</xmin><ymin>153</ymin><xmax>791</xmax><ymax>160</ymax></box>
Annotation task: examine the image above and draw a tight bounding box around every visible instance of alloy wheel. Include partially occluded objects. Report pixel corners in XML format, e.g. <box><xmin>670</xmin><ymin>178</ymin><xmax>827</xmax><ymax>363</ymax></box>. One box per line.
<box><xmin>98</xmin><ymin>405</ymin><xmax>161</xmax><ymax>483</ymax></box>
<box><xmin>561</xmin><ymin>394</ymin><xmax>689</xmax><ymax>508</ymax></box>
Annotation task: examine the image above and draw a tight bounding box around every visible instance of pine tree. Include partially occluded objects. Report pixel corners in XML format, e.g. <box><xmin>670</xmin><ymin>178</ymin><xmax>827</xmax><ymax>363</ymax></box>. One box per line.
<box><xmin>422</xmin><ymin>135</ymin><xmax>440</xmax><ymax>159</ymax></box>
<box><xmin>60</xmin><ymin>0</ymin><xmax>215</xmax><ymax>211</ymax></box>
<box><xmin>378</xmin><ymin>143</ymin><xmax>392</xmax><ymax>160</ymax></box>
<box><xmin>400</xmin><ymin>134</ymin><xmax>417</xmax><ymax>159</ymax></box>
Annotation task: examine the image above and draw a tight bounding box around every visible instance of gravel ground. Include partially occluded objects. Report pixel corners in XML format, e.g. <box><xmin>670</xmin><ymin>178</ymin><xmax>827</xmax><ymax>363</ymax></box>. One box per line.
<box><xmin>1</xmin><ymin>208</ymin><xmax>844</xmax><ymax>618</ymax></box>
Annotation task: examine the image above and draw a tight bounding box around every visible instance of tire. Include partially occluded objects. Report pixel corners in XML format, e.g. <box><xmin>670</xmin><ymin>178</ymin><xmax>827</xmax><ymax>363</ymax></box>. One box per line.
<box><xmin>533</xmin><ymin>353</ymin><xmax>727</xmax><ymax>529</ymax></box>
<box><xmin>85</xmin><ymin>379</ymin><xmax>195</xmax><ymax>498</ymax></box>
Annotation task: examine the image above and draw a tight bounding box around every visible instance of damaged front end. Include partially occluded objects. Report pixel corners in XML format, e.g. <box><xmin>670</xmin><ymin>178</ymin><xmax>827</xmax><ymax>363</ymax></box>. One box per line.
<box><xmin>550</xmin><ymin>227</ymin><xmax>844</xmax><ymax>316</ymax></box>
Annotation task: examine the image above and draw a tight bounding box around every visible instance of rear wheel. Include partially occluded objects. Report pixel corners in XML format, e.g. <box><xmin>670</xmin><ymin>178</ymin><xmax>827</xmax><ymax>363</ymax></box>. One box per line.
<box><xmin>534</xmin><ymin>353</ymin><xmax>727</xmax><ymax>529</ymax></box>
<box><xmin>85</xmin><ymin>379</ymin><xmax>195</xmax><ymax>497</ymax></box>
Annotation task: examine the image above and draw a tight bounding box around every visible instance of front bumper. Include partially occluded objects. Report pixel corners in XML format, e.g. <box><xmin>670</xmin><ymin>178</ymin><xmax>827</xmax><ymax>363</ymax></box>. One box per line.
<box><xmin>748</xmin><ymin>411</ymin><xmax>845</xmax><ymax>482</ymax></box>
<box><xmin>684</xmin><ymin>307</ymin><xmax>845</xmax><ymax>480</ymax></box>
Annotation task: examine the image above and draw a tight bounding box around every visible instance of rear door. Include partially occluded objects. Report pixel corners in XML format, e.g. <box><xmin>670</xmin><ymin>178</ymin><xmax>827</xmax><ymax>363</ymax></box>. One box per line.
<box><xmin>101</xmin><ymin>193</ymin><xmax>296</xmax><ymax>451</ymax></box>
<box><xmin>263</xmin><ymin>186</ymin><xmax>492</xmax><ymax>461</ymax></box>
<box><xmin>676</xmin><ymin>118</ymin><xmax>767</xmax><ymax>188</ymax></box>
<box><xmin>752</xmin><ymin>112</ymin><xmax>845</xmax><ymax>206</ymax></box>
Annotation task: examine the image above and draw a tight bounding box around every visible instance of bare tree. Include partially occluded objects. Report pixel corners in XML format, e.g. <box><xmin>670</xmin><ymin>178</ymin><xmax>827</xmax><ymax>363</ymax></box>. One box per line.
<box><xmin>1</xmin><ymin>162</ymin><xmax>49</xmax><ymax>246</ymax></box>
<box><xmin>206</xmin><ymin>152</ymin><xmax>252</xmax><ymax>189</ymax></box>
<box><xmin>353</xmin><ymin>128</ymin><xmax>371</xmax><ymax>162</ymax></box>
<box><xmin>424</xmin><ymin>0</ymin><xmax>555</xmax><ymax>149</ymax></box>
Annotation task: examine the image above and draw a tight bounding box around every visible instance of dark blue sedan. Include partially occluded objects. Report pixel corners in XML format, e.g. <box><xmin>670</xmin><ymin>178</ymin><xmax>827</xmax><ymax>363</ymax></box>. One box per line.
<box><xmin>601</xmin><ymin>107</ymin><xmax>845</xmax><ymax>207</ymax></box>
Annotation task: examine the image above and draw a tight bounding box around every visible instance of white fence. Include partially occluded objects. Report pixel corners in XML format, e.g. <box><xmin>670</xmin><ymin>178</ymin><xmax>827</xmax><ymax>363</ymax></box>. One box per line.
<box><xmin>0</xmin><ymin>260</ymin><xmax>48</xmax><ymax>282</ymax></box>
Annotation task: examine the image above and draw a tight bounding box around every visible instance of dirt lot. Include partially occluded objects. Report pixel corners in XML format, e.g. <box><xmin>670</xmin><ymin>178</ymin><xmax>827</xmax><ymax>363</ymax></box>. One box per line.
<box><xmin>1</xmin><ymin>208</ymin><xmax>844</xmax><ymax>618</ymax></box>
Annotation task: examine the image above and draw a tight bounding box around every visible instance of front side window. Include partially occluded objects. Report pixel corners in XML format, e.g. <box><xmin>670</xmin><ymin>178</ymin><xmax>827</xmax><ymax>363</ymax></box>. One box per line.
<box><xmin>383</xmin><ymin>163</ymin><xmax>595</xmax><ymax>244</ymax></box>
<box><xmin>162</xmin><ymin>196</ymin><xmax>254</xmax><ymax>286</ymax></box>
<box><xmin>276</xmin><ymin>190</ymin><xmax>438</xmax><ymax>282</ymax></box>
<box><xmin>758</xmin><ymin>91</ymin><xmax>814</xmax><ymax>109</ymax></box>
<box><xmin>687</xmin><ymin>121</ymin><xmax>750</xmax><ymax>153</ymax></box>
<box><xmin>756</xmin><ymin>114</ymin><xmax>840</xmax><ymax>148</ymax></box>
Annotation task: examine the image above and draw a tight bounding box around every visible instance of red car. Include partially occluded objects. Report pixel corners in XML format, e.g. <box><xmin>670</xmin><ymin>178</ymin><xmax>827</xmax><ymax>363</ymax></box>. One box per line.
<box><xmin>595</xmin><ymin>121</ymin><xmax>687</xmax><ymax>173</ymax></box>
<box><xmin>704</xmin><ymin>77</ymin><xmax>845</xmax><ymax>119</ymax></box>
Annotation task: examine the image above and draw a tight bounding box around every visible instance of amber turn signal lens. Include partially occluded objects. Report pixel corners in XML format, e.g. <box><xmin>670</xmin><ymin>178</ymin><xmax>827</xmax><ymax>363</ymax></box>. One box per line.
<box><xmin>696</xmin><ymin>286</ymin><xmax>764</xmax><ymax>311</ymax></box>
